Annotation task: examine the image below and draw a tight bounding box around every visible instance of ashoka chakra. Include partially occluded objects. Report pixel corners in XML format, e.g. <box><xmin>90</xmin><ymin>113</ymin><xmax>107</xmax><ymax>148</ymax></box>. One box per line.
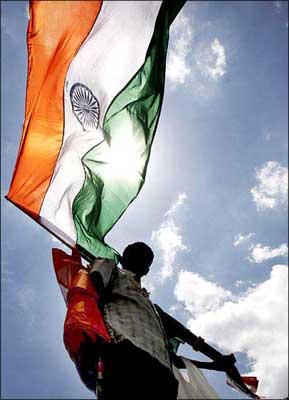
<box><xmin>70</xmin><ymin>83</ymin><xmax>99</xmax><ymax>130</ymax></box>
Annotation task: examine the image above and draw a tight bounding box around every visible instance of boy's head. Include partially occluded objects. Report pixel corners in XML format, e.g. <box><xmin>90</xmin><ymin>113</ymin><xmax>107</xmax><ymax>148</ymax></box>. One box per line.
<box><xmin>120</xmin><ymin>242</ymin><xmax>154</xmax><ymax>278</ymax></box>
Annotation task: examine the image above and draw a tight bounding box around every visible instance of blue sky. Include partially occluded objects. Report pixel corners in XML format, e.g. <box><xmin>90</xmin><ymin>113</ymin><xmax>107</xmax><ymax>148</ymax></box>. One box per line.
<box><xmin>1</xmin><ymin>1</ymin><xmax>288</xmax><ymax>399</ymax></box>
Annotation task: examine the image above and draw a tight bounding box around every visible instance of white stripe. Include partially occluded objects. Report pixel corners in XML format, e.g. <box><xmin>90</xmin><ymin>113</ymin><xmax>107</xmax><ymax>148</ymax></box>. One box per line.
<box><xmin>40</xmin><ymin>1</ymin><xmax>161</xmax><ymax>242</ymax></box>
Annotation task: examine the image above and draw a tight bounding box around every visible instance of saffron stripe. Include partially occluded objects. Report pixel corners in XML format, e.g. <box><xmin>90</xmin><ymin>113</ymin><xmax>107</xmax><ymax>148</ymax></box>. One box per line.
<box><xmin>7</xmin><ymin>1</ymin><xmax>102</xmax><ymax>215</ymax></box>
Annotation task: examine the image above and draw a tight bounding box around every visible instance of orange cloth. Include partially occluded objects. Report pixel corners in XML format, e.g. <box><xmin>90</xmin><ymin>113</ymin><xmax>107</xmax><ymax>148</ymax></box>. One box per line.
<box><xmin>52</xmin><ymin>248</ymin><xmax>111</xmax><ymax>362</ymax></box>
<box><xmin>7</xmin><ymin>1</ymin><xmax>102</xmax><ymax>215</ymax></box>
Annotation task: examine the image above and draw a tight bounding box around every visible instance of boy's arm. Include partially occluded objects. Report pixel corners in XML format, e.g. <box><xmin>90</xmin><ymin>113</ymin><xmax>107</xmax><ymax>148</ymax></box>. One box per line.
<box><xmin>155</xmin><ymin>304</ymin><xmax>203</xmax><ymax>350</ymax></box>
<box><xmin>155</xmin><ymin>304</ymin><xmax>236</xmax><ymax>367</ymax></box>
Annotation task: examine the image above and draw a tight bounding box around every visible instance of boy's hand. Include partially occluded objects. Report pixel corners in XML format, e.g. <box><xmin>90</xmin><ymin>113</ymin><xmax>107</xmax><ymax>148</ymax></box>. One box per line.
<box><xmin>216</xmin><ymin>353</ymin><xmax>236</xmax><ymax>372</ymax></box>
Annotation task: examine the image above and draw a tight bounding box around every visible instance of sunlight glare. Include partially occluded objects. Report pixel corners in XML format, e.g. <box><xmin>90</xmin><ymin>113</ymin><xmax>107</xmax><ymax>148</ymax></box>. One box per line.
<box><xmin>105</xmin><ymin>128</ymin><xmax>143</xmax><ymax>182</ymax></box>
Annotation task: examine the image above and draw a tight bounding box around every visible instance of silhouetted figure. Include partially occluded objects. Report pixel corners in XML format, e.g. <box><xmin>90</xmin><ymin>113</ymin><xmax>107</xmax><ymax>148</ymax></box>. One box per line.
<box><xmin>87</xmin><ymin>242</ymin><xmax>178</xmax><ymax>399</ymax></box>
<box><xmin>77</xmin><ymin>242</ymin><xmax>240</xmax><ymax>399</ymax></box>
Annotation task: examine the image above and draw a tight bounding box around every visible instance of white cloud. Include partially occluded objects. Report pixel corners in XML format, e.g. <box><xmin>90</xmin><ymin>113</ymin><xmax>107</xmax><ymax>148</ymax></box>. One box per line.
<box><xmin>167</xmin><ymin>11</ymin><xmax>228</xmax><ymax>95</ymax></box>
<box><xmin>165</xmin><ymin>193</ymin><xmax>187</xmax><ymax>217</ymax></box>
<box><xmin>234</xmin><ymin>233</ymin><xmax>255</xmax><ymax>247</ymax></box>
<box><xmin>197</xmin><ymin>38</ymin><xmax>227</xmax><ymax>81</ymax></box>
<box><xmin>235</xmin><ymin>279</ymin><xmax>246</xmax><ymax>287</ymax></box>
<box><xmin>152</xmin><ymin>220</ymin><xmax>187</xmax><ymax>280</ymax></box>
<box><xmin>251</xmin><ymin>161</ymin><xmax>288</xmax><ymax>211</ymax></box>
<box><xmin>141</xmin><ymin>277</ymin><xmax>156</xmax><ymax>294</ymax></box>
<box><xmin>207</xmin><ymin>39</ymin><xmax>227</xmax><ymax>79</ymax></box>
<box><xmin>174</xmin><ymin>270</ymin><xmax>233</xmax><ymax>316</ymax></box>
<box><xmin>169</xmin><ymin>303</ymin><xmax>184</xmax><ymax>317</ymax></box>
<box><xmin>166</xmin><ymin>10</ymin><xmax>193</xmax><ymax>85</ymax></box>
<box><xmin>174</xmin><ymin>265</ymin><xmax>288</xmax><ymax>398</ymax></box>
<box><xmin>151</xmin><ymin>193</ymin><xmax>188</xmax><ymax>281</ymax></box>
<box><xmin>248</xmin><ymin>243</ymin><xmax>288</xmax><ymax>263</ymax></box>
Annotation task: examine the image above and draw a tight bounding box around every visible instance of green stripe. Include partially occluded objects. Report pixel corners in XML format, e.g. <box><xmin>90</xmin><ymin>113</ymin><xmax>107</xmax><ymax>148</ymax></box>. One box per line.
<box><xmin>72</xmin><ymin>1</ymin><xmax>186</xmax><ymax>260</ymax></box>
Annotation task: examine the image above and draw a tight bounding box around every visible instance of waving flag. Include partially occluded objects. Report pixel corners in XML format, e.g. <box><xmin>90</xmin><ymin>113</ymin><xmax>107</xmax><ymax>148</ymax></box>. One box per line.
<box><xmin>6</xmin><ymin>0</ymin><xmax>185</xmax><ymax>260</ymax></box>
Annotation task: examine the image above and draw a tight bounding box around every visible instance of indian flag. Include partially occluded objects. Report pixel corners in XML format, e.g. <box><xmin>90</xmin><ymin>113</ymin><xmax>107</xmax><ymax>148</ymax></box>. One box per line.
<box><xmin>7</xmin><ymin>0</ymin><xmax>186</xmax><ymax>260</ymax></box>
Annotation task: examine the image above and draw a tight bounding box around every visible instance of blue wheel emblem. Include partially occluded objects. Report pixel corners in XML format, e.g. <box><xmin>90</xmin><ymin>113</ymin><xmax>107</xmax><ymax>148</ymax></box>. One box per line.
<box><xmin>70</xmin><ymin>83</ymin><xmax>99</xmax><ymax>131</ymax></box>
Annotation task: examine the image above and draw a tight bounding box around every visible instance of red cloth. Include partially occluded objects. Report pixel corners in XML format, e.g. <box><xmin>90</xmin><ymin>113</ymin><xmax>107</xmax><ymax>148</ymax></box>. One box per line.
<box><xmin>242</xmin><ymin>376</ymin><xmax>259</xmax><ymax>393</ymax></box>
<box><xmin>52</xmin><ymin>248</ymin><xmax>111</xmax><ymax>362</ymax></box>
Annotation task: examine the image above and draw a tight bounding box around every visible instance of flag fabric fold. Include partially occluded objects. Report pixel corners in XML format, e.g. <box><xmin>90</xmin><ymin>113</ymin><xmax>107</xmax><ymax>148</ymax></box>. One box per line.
<box><xmin>226</xmin><ymin>373</ymin><xmax>260</xmax><ymax>398</ymax></box>
<box><xmin>52</xmin><ymin>248</ymin><xmax>111</xmax><ymax>361</ymax></box>
<box><xmin>7</xmin><ymin>0</ymin><xmax>186</xmax><ymax>260</ymax></box>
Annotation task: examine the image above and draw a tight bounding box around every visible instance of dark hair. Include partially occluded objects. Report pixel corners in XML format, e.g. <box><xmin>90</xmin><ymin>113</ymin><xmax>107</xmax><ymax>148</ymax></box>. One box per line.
<box><xmin>120</xmin><ymin>242</ymin><xmax>154</xmax><ymax>272</ymax></box>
